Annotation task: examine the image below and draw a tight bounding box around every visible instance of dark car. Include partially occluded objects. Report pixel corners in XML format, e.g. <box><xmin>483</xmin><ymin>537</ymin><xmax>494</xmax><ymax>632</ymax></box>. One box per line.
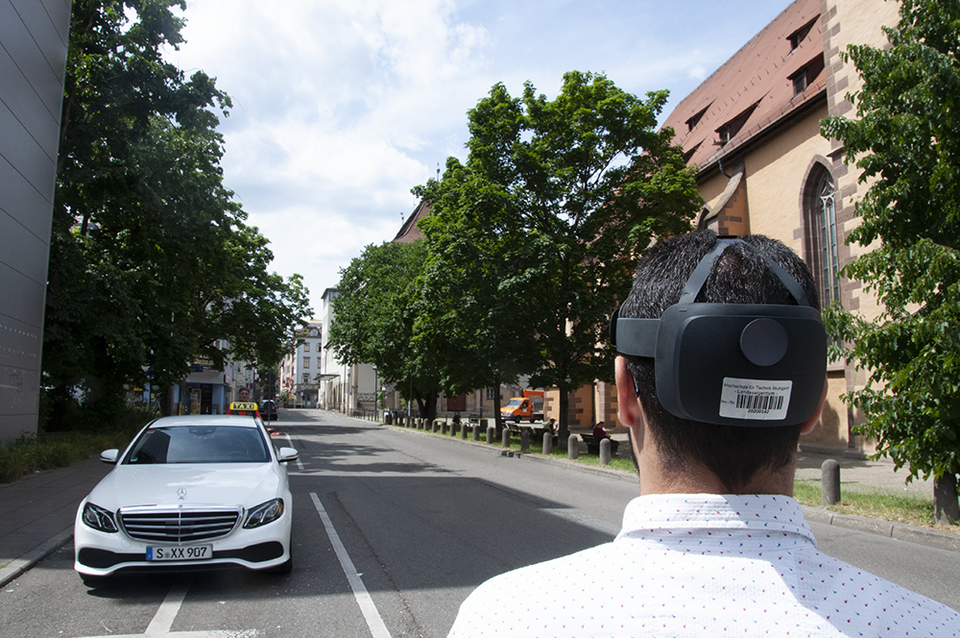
<box><xmin>260</xmin><ymin>399</ymin><xmax>279</xmax><ymax>421</ymax></box>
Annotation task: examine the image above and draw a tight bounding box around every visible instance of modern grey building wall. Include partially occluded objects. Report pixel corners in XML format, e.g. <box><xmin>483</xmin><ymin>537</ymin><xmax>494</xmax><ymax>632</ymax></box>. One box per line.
<box><xmin>0</xmin><ymin>0</ymin><xmax>73</xmax><ymax>445</ymax></box>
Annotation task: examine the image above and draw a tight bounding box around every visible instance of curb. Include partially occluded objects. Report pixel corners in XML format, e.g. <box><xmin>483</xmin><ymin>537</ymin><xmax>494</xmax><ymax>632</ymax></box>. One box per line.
<box><xmin>380</xmin><ymin>422</ymin><xmax>960</xmax><ymax>552</ymax></box>
<box><xmin>0</xmin><ymin>527</ymin><xmax>72</xmax><ymax>588</ymax></box>
<box><xmin>801</xmin><ymin>505</ymin><xmax>960</xmax><ymax>552</ymax></box>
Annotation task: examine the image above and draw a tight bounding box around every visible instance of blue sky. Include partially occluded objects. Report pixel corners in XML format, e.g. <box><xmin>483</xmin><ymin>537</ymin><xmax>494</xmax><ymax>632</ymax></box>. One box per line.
<box><xmin>166</xmin><ymin>0</ymin><xmax>794</xmax><ymax>313</ymax></box>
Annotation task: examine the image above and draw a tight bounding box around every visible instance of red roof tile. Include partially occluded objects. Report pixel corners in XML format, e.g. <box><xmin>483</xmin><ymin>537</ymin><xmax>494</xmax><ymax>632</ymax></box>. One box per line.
<box><xmin>661</xmin><ymin>0</ymin><xmax>825</xmax><ymax>172</ymax></box>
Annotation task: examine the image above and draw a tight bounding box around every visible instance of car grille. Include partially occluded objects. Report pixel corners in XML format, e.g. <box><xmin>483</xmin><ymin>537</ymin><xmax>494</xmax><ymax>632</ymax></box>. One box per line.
<box><xmin>119</xmin><ymin>506</ymin><xmax>242</xmax><ymax>543</ymax></box>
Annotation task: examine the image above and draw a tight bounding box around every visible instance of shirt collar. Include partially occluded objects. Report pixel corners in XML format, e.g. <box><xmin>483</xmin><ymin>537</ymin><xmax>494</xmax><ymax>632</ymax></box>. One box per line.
<box><xmin>616</xmin><ymin>493</ymin><xmax>816</xmax><ymax>548</ymax></box>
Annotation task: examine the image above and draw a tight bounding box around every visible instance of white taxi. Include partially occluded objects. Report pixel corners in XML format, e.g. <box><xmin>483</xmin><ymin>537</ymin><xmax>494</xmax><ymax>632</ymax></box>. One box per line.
<box><xmin>74</xmin><ymin>415</ymin><xmax>298</xmax><ymax>585</ymax></box>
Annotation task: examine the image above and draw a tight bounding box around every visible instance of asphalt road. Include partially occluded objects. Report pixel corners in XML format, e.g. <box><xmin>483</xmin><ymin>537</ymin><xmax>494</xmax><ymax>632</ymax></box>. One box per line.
<box><xmin>1</xmin><ymin>408</ymin><xmax>957</xmax><ymax>638</ymax></box>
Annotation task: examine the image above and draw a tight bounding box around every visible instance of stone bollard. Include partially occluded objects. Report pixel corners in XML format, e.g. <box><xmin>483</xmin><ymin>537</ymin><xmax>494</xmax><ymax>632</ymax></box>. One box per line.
<box><xmin>472</xmin><ymin>424</ymin><xmax>480</xmax><ymax>441</ymax></box>
<box><xmin>822</xmin><ymin>459</ymin><xmax>841</xmax><ymax>505</ymax></box>
<box><xmin>441</xmin><ymin>421</ymin><xmax>447</xmax><ymax>435</ymax></box>
<box><xmin>567</xmin><ymin>434</ymin><xmax>580</xmax><ymax>460</ymax></box>
<box><xmin>501</xmin><ymin>428</ymin><xmax>511</xmax><ymax>448</ymax></box>
<box><xmin>599</xmin><ymin>438</ymin><xmax>612</xmax><ymax>465</ymax></box>
<box><xmin>486</xmin><ymin>425</ymin><xmax>496</xmax><ymax>445</ymax></box>
<box><xmin>542</xmin><ymin>431</ymin><xmax>553</xmax><ymax>455</ymax></box>
<box><xmin>520</xmin><ymin>429</ymin><xmax>530</xmax><ymax>453</ymax></box>
<box><xmin>461</xmin><ymin>423</ymin><xmax>468</xmax><ymax>439</ymax></box>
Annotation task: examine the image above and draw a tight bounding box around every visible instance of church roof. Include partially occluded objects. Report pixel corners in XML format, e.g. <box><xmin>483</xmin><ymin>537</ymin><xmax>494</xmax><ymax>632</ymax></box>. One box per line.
<box><xmin>661</xmin><ymin>0</ymin><xmax>826</xmax><ymax>174</ymax></box>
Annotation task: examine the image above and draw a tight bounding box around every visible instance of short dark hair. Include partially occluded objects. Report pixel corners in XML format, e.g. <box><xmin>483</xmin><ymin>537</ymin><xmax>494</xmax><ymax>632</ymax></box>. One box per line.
<box><xmin>620</xmin><ymin>230</ymin><xmax>821</xmax><ymax>492</ymax></box>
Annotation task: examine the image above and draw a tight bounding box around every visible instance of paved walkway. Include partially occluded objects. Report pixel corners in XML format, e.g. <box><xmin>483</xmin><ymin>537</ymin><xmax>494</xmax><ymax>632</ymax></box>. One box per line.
<box><xmin>1</xmin><ymin>443</ymin><xmax>958</xmax><ymax>588</ymax></box>
<box><xmin>796</xmin><ymin>450</ymin><xmax>933</xmax><ymax>495</ymax></box>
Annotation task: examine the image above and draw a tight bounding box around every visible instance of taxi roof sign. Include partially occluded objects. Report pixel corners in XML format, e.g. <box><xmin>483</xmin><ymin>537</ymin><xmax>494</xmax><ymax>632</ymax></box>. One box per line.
<box><xmin>229</xmin><ymin>402</ymin><xmax>259</xmax><ymax>411</ymax></box>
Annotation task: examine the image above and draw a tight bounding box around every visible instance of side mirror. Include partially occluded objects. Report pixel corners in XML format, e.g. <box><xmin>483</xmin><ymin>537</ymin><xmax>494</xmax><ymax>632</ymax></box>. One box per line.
<box><xmin>100</xmin><ymin>449</ymin><xmax>119</xmax><ymax>464</ymax></box>
<box><xmin>277</xmin><ymin>447</ymin><xmax>299</xmax><ymax>463</ymax></box>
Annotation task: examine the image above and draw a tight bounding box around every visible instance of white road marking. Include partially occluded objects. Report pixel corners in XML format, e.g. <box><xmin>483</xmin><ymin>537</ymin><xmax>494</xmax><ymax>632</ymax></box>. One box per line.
<box><xmin>280</xmin><ymin>432</ymin><xmax>304</xmax><ymax>470</ymax></box>
<box><xmin>74</xmin><ymin>576</ymin><xmax>259</xmax><ymax>638</ymax></box>
<box><xmin>310</xmin><ymin>492</ymin><xmax>392</xmax><ymax>638</ymax></box>
<box><xmin>145</xmin><ymin>577</ymin><xmax>189</xmax><ymax>635</ymax></box>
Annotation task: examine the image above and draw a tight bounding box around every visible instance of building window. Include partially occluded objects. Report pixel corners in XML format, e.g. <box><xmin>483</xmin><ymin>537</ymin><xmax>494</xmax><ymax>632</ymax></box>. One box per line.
<box><xmin>804</xmin><ymin>166</ymin><xmax>840</xmax><ymax>306</ymax></box>
<box><xmin>303</xmin><ymin>357</ymin><xmax>310</xmax><ymax>368</ymax></box>
<box><xmin>303</xmin><ymin>373</ymin><xmax>310</xmax><ymax>384</ymax></box>
<box><xmin>686</xmin><ymin>105</ymin><xmax>710</xmax><ymax>132</ymax></box>
<box><xmin>304</xmin><ymin>342</ymin><xmax>310</xmax><ymax>353</ymax></box>
<box><xmin>715</xmin><ymin>101</ymin><xmax>760</xmax><ymax>146</ymax></box>
<box><xmin>790</xmin><ymin>55</ymin><xmax>825</xmax><ymax>96</ymax></box>
<box><xmin>788</xmin><ymin>17</ymin><xmax>819</xmax><ymax>51</ymax></box>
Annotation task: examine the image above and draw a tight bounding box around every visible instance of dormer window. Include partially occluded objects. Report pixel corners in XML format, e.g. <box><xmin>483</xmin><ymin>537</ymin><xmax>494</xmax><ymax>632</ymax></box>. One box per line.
<box><xmin>788</xmin><ymin>16</ymin><xmax>819</xmax><ymax>50</ymax></box>
<box><xmin>790</xmin><ymin>54</ymin><xmax>826</xmax><ymax>95</ymax></box>
<box><xmin>715</xmin><ymin>102</ymin><xmax>760</xmax><ymax>146</ymax></box>
<box><xmin>683</xmin><ymin>142</ymin><xmax>702</xmax><ymax>164</ymax></box>
<box><xmin>686</xmin><ymin>105</ymin><xmax>710</xmax><ymax>133</ymax></box>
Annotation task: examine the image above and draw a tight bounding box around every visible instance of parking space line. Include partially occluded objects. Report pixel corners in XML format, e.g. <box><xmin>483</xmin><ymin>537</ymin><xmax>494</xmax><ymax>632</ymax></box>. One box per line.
<box><xmin>75</xmin><ymin>575</ymin><xmax>259</xmax><ymax>638</ymax></box>
<box><xmin>310</xmin><ymin>492</ymin><xmax>392</xmax><ymax>638</ymax></box>
<box><xmin>279</xmin><ymin>433</ymin><xmax>304</xmax><ymax>470</ymax></box>
<box><xmin>144</xmin><ymin>576</ymin><xmax>190</xmax><ymax>635</ymax></box>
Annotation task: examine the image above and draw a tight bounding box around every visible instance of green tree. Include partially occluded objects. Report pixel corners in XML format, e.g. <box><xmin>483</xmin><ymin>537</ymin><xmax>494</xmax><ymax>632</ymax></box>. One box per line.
<box><xmin>414</xmin><ymin>164</ymin><xmax>541</xmax><ymax>428</ymax></box>
<box><xmin>329</xmin><ymin>241</ymin><xmax>441</xmax><ymax>418</ymax></box>
<box><xmin>415</xmin><ymin>71</ymin><xmax>702</xmax><ymax>439</ymax></box>
<box><xmin>45</xmin><ymin>0</ymin><xmax>310</xmax><ymax>428</ymax></box>
<box><xmin>821</xmin><ymin>0</ymin><xmax>960</xmax><ymax>524</ymax></box>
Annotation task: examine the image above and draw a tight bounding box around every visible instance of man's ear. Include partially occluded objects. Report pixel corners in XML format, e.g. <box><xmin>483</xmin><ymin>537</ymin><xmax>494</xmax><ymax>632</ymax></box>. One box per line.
<box><xmin>800</xmin><ymin>379</ymin><xmax>829</xmax><ymax>435</ymax></box>
<box><xmin>615</xmin><ymin>356</ymin><xmax>643</xmax><ymax>429</ymax></box>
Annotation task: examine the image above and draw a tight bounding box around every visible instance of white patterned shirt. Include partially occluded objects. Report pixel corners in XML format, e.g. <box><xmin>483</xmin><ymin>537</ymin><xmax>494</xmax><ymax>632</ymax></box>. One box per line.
<box><xmin>447</xmin><ymin>494</ymin><xmax>959</xmax><ymax>637</ymax></box>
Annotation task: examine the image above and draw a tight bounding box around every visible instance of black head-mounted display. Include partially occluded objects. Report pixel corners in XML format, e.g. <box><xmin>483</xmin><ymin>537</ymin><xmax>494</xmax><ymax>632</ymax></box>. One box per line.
<box><xmin>610</xmin><ymin>238</ymin><xmax>827</xmax><ymax>427</ymax></box>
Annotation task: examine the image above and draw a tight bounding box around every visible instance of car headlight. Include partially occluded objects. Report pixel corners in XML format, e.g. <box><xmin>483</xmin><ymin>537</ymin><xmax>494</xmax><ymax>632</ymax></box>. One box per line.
<box><xmin>243</xmin><ymin>498</ymin><xmax>285</xmax><ymax>529</ymax></box>
<box><xmin>81</xmin><ymin>502</ymin><xmax>118</xmax><ymax>533</ymax></box>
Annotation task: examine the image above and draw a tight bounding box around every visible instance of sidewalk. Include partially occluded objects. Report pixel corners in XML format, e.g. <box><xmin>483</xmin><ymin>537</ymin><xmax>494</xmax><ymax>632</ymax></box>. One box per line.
<box><xmin>0</xmin><ymin>455</ymin><xmax>112</xmax><ymax>587</ymax></box>
<box><xmin>2</xmin><ymin>444</ymin><xmax>958</xmax><ymax>588</ymax></box>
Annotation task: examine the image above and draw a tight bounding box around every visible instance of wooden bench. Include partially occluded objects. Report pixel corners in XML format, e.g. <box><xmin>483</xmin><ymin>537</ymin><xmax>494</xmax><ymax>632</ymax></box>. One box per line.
<box><xmin>580</xmin><ymin>433</ymin><xmax>619</xmax><ymax>456</ymax></box>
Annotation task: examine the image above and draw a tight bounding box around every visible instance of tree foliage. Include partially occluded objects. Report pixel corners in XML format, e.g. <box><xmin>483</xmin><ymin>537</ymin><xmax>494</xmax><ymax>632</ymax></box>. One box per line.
<box><xmin>414</xmin><ymin>71</ymin><xmax>702</xmax><ymax>433</ymax></box>
<box><xmin>820</xmin><ymin>0</ymin><xmax>960</xmax><ymax>517</ymax></box>
<box><xmin>412</xmin><ymin>163</ymin><xmax>541</xmax><ymax>425</ymax></box>
<box><xmin>329</xmin><ymin>241</ymin><xmax>441</xmax><ymax>418</ymax></box>
<box><xmin>44</xmin><ymin>0</ymin><xmax>311</xmax><ymax>429</ymax></box>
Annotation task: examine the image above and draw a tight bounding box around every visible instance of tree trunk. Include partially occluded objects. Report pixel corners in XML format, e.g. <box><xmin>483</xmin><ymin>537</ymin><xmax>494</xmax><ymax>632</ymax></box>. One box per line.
<box><xmin>934</xmin><ymin>473</ymin><xmax>960</xmax><ymax>526</ymax></box>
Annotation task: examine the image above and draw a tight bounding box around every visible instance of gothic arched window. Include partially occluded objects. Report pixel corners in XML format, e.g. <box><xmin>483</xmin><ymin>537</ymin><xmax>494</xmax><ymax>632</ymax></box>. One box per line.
<box><xmin>804</xmin><ymin>167</ymin><xmax>840</xmax><ymax>307</ymax></box>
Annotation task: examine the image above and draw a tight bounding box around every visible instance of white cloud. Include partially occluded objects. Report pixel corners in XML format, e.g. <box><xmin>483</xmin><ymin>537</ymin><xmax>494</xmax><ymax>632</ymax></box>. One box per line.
<box><xmin>167</xmin><ymin>0</ymin><xmax>795</xmax><ymax>312</ymax></box>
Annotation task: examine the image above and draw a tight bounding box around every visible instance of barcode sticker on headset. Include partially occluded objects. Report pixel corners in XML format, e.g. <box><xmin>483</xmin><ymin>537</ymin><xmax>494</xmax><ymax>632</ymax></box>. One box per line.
<box><xmin>719</xmin><ymin>378</ymin><xmax>792</xmax><ymax>420</ymax></box>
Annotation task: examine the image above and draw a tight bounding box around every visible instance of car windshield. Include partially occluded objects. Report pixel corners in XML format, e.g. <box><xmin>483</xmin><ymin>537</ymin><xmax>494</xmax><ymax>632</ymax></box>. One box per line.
<box><xmin>504</xmin><ymin>399</ymin><xmax>523</xmax><ymax>408</ymax></box>
<box><xmin>124</xmin><ymin>426</ymin><xmax>270</xmax><ymax>464</ymax></box>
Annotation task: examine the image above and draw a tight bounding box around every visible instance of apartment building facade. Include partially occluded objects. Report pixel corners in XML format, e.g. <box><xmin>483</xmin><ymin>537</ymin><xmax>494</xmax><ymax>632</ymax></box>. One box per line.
<box><xmin>280</xmin><ymin>321</ymin><xmax>324</xmax><ymax>408</ymax></box>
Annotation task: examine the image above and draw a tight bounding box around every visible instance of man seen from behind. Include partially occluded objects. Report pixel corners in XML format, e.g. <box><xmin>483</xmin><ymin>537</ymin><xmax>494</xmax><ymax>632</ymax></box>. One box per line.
<box><xmin>446</xmin><ymin>230</ymin><xmax>959</xmax><ymax>637</ymax></box>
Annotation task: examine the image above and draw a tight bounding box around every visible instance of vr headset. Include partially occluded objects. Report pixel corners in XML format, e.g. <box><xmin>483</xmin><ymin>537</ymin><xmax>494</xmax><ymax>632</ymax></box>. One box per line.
<box><xmin>610</xmin><ymin>238</ymin><xmax>827</xmax><ymax>427</ymax></box>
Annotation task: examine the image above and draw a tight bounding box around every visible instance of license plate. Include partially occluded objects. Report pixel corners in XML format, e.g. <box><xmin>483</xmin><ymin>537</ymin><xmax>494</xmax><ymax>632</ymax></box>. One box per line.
<box><xmin>146</xmin><ymin>544</ymin><xmax>212</xmax><ymax>561</ymax></box>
